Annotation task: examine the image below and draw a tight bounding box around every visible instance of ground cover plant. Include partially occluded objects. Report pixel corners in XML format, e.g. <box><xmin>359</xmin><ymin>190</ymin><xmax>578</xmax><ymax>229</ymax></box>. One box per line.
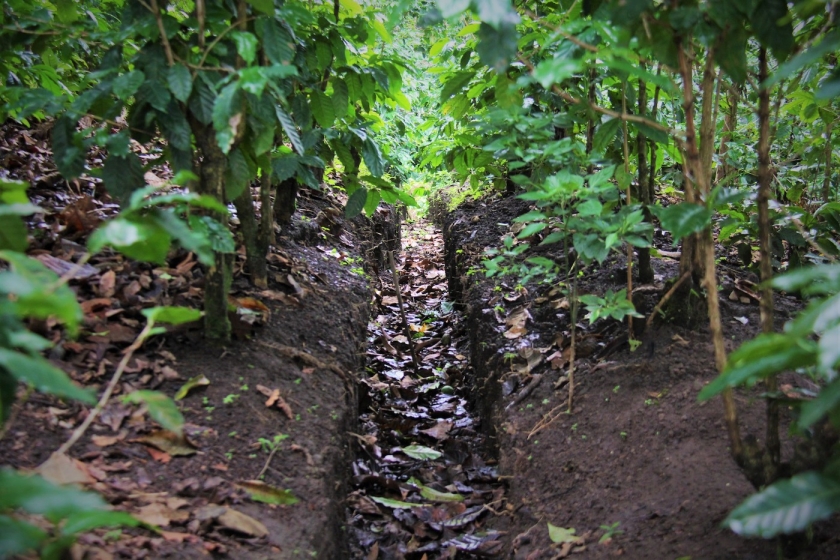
<box><xmin>0</xmin><ymin>0</ymin><xmax>839</xmax><ymax>557</ymax></box>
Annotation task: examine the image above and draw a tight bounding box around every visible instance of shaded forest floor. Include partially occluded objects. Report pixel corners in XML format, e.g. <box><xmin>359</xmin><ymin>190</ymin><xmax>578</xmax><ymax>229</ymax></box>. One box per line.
<box><xmin>3</xmin><ymin>121</ymin><xmax>840</xmax><ymax>559</ymax></box>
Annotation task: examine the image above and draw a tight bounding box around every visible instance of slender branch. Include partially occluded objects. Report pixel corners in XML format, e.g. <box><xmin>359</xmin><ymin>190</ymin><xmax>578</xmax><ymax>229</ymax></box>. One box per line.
<box><xmin>198</xmin><ymin>17</ymin><xmax>256</xmax><ymax>70</ymax></box>
<box><xmin>57</xmin><ymin>322</ymin><xmax>154</xmax><ymax>454</ymax></box>
<box><xmin>645</xmin><ymin>270</ymin><xmax>691</xmax><ymax>329</ymax></box>
<box><xmin>147</xmin><ymin>0</ymin><xmax>175</xmax><ymax>67</ymax></box>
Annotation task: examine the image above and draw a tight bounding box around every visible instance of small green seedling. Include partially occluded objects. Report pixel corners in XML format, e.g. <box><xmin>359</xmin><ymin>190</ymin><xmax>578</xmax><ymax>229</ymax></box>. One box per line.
<box><xmin>599</xmin><ymin>522</ymin><xmax>624</xmax><ymax>543</ymax></box>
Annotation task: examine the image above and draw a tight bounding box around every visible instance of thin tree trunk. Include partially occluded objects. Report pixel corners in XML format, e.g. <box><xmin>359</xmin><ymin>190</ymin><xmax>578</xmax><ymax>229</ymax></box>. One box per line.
<box><xmin>678</xmin><ymin>39</ymin><xmax>743</xmax><ymax>460</ymax></box>
<box><xmin>637</xmin><ymin>75</ymin><xmax>653</xmax><ymax>284</ymax></box>
<box><xmin>757</xmin><ymin>48</ymin><xmax>780</xmax><ymax>473</ymax></box>
<box><xmin>824</xmin><ymin>121</ymin><xmax>834</xmax><ymax>203</ymax></box>
<box><xmin>194</xmin><ymin>127</ymin><xmax>232</xmax><ymax>341</ymax></box>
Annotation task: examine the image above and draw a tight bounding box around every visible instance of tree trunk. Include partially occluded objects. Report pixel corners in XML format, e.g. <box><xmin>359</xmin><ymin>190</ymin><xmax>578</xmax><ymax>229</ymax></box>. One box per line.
<box><xmin>193</xmin><ymin>126</ymin><xmax>232</xmax><ymax>341</ymax></box>
<box><xmin>274</xmin><ymin>177</ymin><xmax>299</xmax><ymax>227</ymax></box>
<box><xmin>637</xmin><ymin>76</ymin><xmax>653</xmax><ymax>284</ymax></box>
<box><xmin>757</xmin><ymin>47</ymin><xmax>780</xmax><ymax>476</ymax></box>
<box><xmin>233</xmin><ymin>185</ymin><xmax>268</xmax><ymax>288</ymax></box>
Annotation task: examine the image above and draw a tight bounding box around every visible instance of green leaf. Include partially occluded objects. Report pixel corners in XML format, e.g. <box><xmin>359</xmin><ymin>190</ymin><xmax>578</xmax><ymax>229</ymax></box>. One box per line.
<box><xmin>174</xmin><ymin>374</ymin><xmax>210</xmax><ymax>400</ymax></box>
<box><xmin>440</xmin><ymin>71</ymin><xmax>475</xmax><ymax>102</ymax></box>
<box><xmin>123</xmin><ymin>390</ymin><xmax>185</xmax><ymax>437</ymax></box>
<box><xmin>0</xmin><ymin>348</ymin><xmax>94</xmax><ymax>404</ymax></box>
<box><xmin>0</xmin><ymin>469</ymin><xmax>106</xmax><ymax>518</ymax></box>
<box><xmin>370</xmin><ymin>496</ymin><xmax>416</xmax><ymax>509</ymax></box>
<box><xmin>0</xmin><ymin>252</ymin><xmax>82</xmax><ymax>332</ymax></box>
<box><xmin>142</xmin><ymin>306</ymin><xmax>203</xmax><ymax>326</ymax></box>
<box><xmin>345</xmin><ymin>188</ymin><xmax>367</xmax><ymax>219</ymax></box>
<box><xmin>517</xmin><ymin>222</ymin><xmax>546</xmax><ymax>238</ymax></box>
<box><xmin>0</xmin><ymin>514</ymin><xmax>48</xmax><ymax>556</ymax></box>
<box><xmin>577</xmin><ymin>198</ymin><xmax>603</xmax><ymax>217</ymax></box>
<box><xmin>224</xmin><ymin>147</ymin><xmax>252</xmax><ymax>200</ymax></box>
<box><xmin>799</xmin><ymin>373</ymin><xmax>840</xmax><ymax>429</ymax></box>
<box><xmin>362</xmin><ymin>138</ymin><xmax>384</xmax><ymax>177</ymax></box>
<box><xmin>534</xmin><ymin>57</ymin><xmax>582</xmax><ymax>89</ymax></box>
<box><xmin>650</xmin><ymin>203</ymin><xmax>712</xmax><ymax>241</ymax></box>
<box><xmin>513</xmin><ymin>210</ymin><xmax>547</xmax><ymax>223</ymax></box>
<box><xmin>475</xmin><ymin>0</ymin><xmax>519</xmax><ymax>28</ymax></box>
<box><xmin>236</xmin><ymin>481</ymin><xmax>299</xmax><ymax>505</ymax></box>
<box><xmin>52</xmin><ymin>117</ymin><xmax>85</xmax><ymax>179</ymax></box>
<box><xmin>716</xmin><ymin>26</ymin><xmax>749</xmax><ymax>84</ymax></box>
<box><xmin>167</xmin><ymin>63</ymin><xmax>193</xmax><ymax>103</ymax></box>
<box><xmin>476</xmin><ymin>22</ymin><xmax>518</xmax><ymax>72</ymax></box>
<box><xmin>61</xmin><ymin>510</ymin><xmax>139</xmax><ymax>536</ymax></box>
<box><xmin>246</xmin><ymin>0</ymin><xmax>274</xmax><ymax>14</ymax></box>
<box><xmin>145</xmin><ymin>208</ymin><xmax>213</xmax><ymax>264</ymax></box>
<box><xmin>188</xmin><ymin>215</ymin><xmax>236</xmax><ymax>254</ymax></box>
<box><xmin>112</xmin><ymin>71</ymin><xmax>145</xmax><ymax>101</ymax></box>
<box><xmin>103</xmin><ymin>153</ymin><xmax>145</xmax><ymax>206</ymax></box>
<box><xmin>331</xmin><ymin>79</ymin><xmax>349</xmax><ymax>118</ymax></box>
<box><xmin>212</xmin><ymin>82</ymin><xmax>243</xmax><ymax>154</ymax></box>
<box><xmin>276</xmin><ymin>106</ymin><xmax>304</xmax><ymax>155</ymax></box>
<box><xmin>419</xmin><ymin>485</ymin><xmax>463</xmax><ymax>502</ymax></box>
<box><xmin>263</xmin><ymin>19</ymin><xmax>295</xmax><ymax>65</ymax></box>
<box><xmin>401</xmin><ymin>445</ymin><xmax>441</xmax><ymax>460</ymax></box>
<box><xmin>725</xmin><ymin>471</ymin><xmax>840</xmax><ymax>537</ymax></box>
<box><xmin>751</xmin><ymin>0</ymin><xmax>794</xmax><ymax>60</ymax></box>
<box><xmin>231</xmin><ymin>31</ymin><xmax>258</xmax><ymax>65</ymax></box>
<box><xmin>592</xmin><ymin>118</ymin><xmax>621</xmax><ymax>155</ymax></box>
<box><xmin>309</xmin><ymin>89</ymin><xmax>335</xmax><ymax>128</ymax></box>
<box><xmin>771</xmin><ymin>264</ymin><xmax>840</xmax><ymax>295</ymax></box>
<box><xmin>189</xmin><ymin>77</ymin><xmax>216</xmax><ymax>125</ymax></box>
<box><xmin>364</xmin><ymin>188</ymin><xmax>381</xmax><ymax>217</ymax></box>
<box><xmin>436</xmin><ymin>0</ymin><xmax>469</xmax><ymax>18</ymax></box>
<box><xmin>547</xmin><ymin>523</ymin><xmax>582</xmax><ymax>544</ymax></box>
<box><xmin>88</xmin><ymin>216</ymin><xmax>171</xmax><ymax>264</ymax></box>
<box><xmin>698</xmin><ymin>334</ymin><xmax>816</xmax><ymax>400</ymax></box>
<box><xmin>272</xmin><ymin>154</ymin><xmax>300</xmax><ymax>182</ymax></box>
<box><xmin>0</xmin><ymin>217</ymin><xmax>26</xmax><ymax>252</ymax></box>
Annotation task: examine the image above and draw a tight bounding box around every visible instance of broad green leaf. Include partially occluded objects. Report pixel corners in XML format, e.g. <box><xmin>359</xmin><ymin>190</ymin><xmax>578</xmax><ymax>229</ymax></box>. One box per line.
<box><xmin>476</xmin><ymin>22</ymin><xmax>518</xmax><ymax>72</ymax></box>
<box><xmin>52</xmin><ymin>117</ymin><xmax>85</xmax><ymax>179</ymax></box>
<box><xmin>771</xmin><ymin>264</ymin><xmax>840</xmax><ymax>295</ymax></box>
<box><xmin>577</xmin><ymin>199</ymin><xmax>603</xmax><ymax>217</ymax></box>
<box><xmin>212</xmin><ymin>82</ymin><xmax>243</xmax><ymax>154</ymax></box>
<box><xmin>0</xmin><ymin>349</ymin><xmax>93</xmax><ymax>404</ymax></box>
<box><xmin>401</xmin><ymin>445</ymin><xmax>441</xmax><ymax>460</ymax></box>
<box><xmin>533</xmin><ymin>58</ymin><xmax>582</xmax><ymax>89</ymax></box>
<box><xmin>592</xmin><ymin>118</ymin><xmax>621</xmax><ymax>155</ymax></box>
<box><xmin>751</xmin><ymin>0</ymin><xmax>794</xmax><ymax>60</ymax></box>
<box><xmin>345</xmin><ymin>188</ymin><xmax>367</xmax><ymax>218</ymax></box>
<box><xmin>0</xmin><ymin>178</ymin><xmax>29</xmax><ymax>205</ymax></box>
<box><xmin>112</xmin><ymin>71</ymin><xmax>145</xmax><ymax>101</ymax></box>
<box><xmin>310</xmin><ymin>90</ymin><xmax>335</xmax><ymax>128</ymax></box>
<box><xmin>419</xmin><ymin>486</ymin><xmax>463</xmax><ymax>502</ymax></box>
<box><xmin>768</xmin><ymin>30</ymin><xmax>840</xmax><ymax>88</ymax></box>
<box><xmin>436</xmin><ymin>0</ymin><xmax>469</xmax><ymax>18</ymax></box>
<box><xmin>239</xmin><ymin>67</ymin><xmax>269</xmax><ymax>96</ymax></box>
<box><xmin>517</xmin><ymin>222</ymin><xmax>546</xmax><ymax>239</ymax></box>
<box><xmin>88</xmin><ymin>216</ymin><xmax>171</xmax><ymax>264</ymax></box>
<box><xmin>475</xmin><ymin>0</ymin><xmax>519</xmax><ymax>28</ymax></box>
<box><xmin>246</xmin><ymin>0</ymin><xmax>274</xmax><ymax>14</ymax></box>
<box><xmin>526</xmin><ymin>256</ymin><xmax>557</xmax><ymax>268</ymax></box>
<box><xmin>188</xmin><ymin>215</ymin><xmax>236</xmax><ymax>254</ymax></box>
<box><xmin>716</xmin><ymin>25</ymin><xmax>749</xmax><ymax>84</ymax></box>
<box><xmin>272</xmin><ymin>154</ymin><xmax>299</xmax><ymax>182</ymax></box>
<box><xmin>440</xmin><ymin>71</ymin><xmax>475</xmax><ymax>102</ymax></box>
<box><xmin>167</xmin><ymin>63</ymin><xmax>192</xmax><ymax>103</ymax></box>
<box><xmin>225</xmin><ymin>147</ymin><xmax>252</xmax><ymax>200</ymax></box>
<box><xmin>698</xmin><ymin>335</ymin><xmax>817</xmax><ymax>400</ymax></box>
<box><xmin>362</xmin><ymin>138</ymin><xmax>384</xmax><ymax>177</ymax></box>
<box><xmin>370</xmin><ymin>496</ymin><xmax>416</xmax><ymax>509</ymax></box>
<box><xmin>189</xmin><ymin>77</ymin><xmax>216</xmax><ymax>125</ymax></box>
<box><xmin>0</xmin><ymin>217</ymin><xmax>26</xmax><ymax>252</ymax></box>
<box><xmin>513</xmin><ymin>210</ymin><xmax>547</xmax><ymax>223</ymax></box>
<box><xmin>0</xmin><ymin>515</ymin><xmax>47</xmax><ymax>556</ymax></box>
<box><xmin>799</xmin><ymin>373</ymin><xmax>840</xmax><ymax>429</ymax></box>
<box><xmin>650</xmin><ymin>203</ymin><xmax>712</xmax><ymax>241</ymax></box>
<box><xmin>61</xmin><ymin>510</ymin><xmax>139</xmax><ymax>535</ymax></box>
<box><xmin>174</xmin><ymin>374</ymin><xmax>210</xmax><ymax>400</ymax></box>
<box><xmin>142</xmin><ymin>306</ymin><xmax>203</xmax><ymax>326</ymax></box>
<box><xmin>103</xmin><ymin>153</ymin><xmax>145</xmax><ymax>206</ymax></box>
<box><xmin>331</xmin><ymin>79</ymin><xmax>349</xmax><ymax>118</ymax></box>
<box><xmin>0</xmin><ymin>469</ymin><xmax>106</xmax><ymax>519</ymax></box>
<box><xmin>263</xmin><ymin>19</ymin><xmax>295</xmax><ymax>65</ymax></box>
<box><xmin>725</xmin><ymin>472</ymin><xmax>840</xmax><ymax>537</ymax></box>
<box><xmin>236</xmin><ymin>480</ymin><xmax>299</xmax><ymax>505</ymax></box>
<box><xmin>123</xmin><ymin>390</ymin><xmax>184</xmax><ymax>436</ymax></box>
<box><xmin>276</xmin><ymin>106</ymin><xmax>304</xmax><ymax>154</ymax></box>
<box><xmin>0</xmin><ymin>252</ymin><xmax>82</xmax><ymax>332</ymax></box>
<box><xmin>364</xmin><ymin>188</ymin><xmax>381</xmax><ymax>217</ymax></box>
<box><xmin>231</xmin><ymin>31</ymin><xmax>258</xmax><ymax>65</ymax></box>
<box><xmin>547</xmin><ymin>523</ymin><xmax>581</xmax><ymax>544</ymax></box>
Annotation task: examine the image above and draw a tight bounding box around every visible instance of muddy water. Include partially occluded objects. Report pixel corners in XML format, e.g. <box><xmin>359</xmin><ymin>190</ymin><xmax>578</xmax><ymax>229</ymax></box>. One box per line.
<box><xmin>345</xmin><ymin>221</ymin><xmax>506</xmax><ymax>559</ymax></box>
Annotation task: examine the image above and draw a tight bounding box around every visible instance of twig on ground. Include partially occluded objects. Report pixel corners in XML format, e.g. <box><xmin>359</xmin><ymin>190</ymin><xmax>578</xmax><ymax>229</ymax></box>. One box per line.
<box><xmin>645</xmin><ymin>269</ymin><xmax>692</xmax><ymax>329</ymax></box>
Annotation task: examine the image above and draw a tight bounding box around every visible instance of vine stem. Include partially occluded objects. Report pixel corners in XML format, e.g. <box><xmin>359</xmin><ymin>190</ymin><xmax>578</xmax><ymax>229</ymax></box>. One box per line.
<box><xmin>257</xmin><ymin>445</ymin><xmax>280</xmax><ymax>479</ymax></box>
<box><xmin>57</xmin><ymin>322</ymin><xmax>154</xmax><ymax>455</ymax></box>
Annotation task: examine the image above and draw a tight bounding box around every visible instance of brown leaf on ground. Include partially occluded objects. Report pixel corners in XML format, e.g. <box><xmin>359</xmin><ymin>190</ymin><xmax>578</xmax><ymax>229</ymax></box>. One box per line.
<box><xmin>135</xmin><ymin>430</ymin><xmax>197</xmax><ymax>457</ymax></box>
<box><xmin>216</xmin><ymin>507</ymin><xmax>269</xmax><ymax>537</ymax></box>
<box><xmin>99</xmin><ymin>269</ymin><xmax>116</xmax><ymax>298</ymax></box>
<box><xmin>134</xmin><ymin>502</ymin><xmax>189</xmax><ymax>527</ymax></box>
<box><xmin>92</xmin><ymin>430</ymin><xmax>127</xmax><ymax>447</ymax></box>
<box><xmin>419</xmin><ymin>421</ymin><xmax>452</xmax><ymax>441</ymax></box>
<box><xmin>37</xmin><ymin>452</ymin><xmax>95</xmax><ymax>486</ymax></box>
<box><xmin>35</xmin><ymin>253</ymin><xmax>99</xmax><ymax>280</ymax></box>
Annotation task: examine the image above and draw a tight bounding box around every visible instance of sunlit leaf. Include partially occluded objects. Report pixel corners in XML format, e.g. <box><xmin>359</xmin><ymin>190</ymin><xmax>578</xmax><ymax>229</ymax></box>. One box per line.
<box><xmin>174</xmin><ymin>374</ymin><xmax>210</xmax><ymax>401</ymax></box>
<box><xmin>401</xmin><ymin>445</ymin><xmax>441</xmax><ymax>460</ymax></box>
<box><xmin>123</xmin><ymin>390</ymin><xmax>184</xmax><ymax>437</ymax></box>
<box><xmin>370</xmin><ymin>496</ymin><xmax>416</xmax><ymax>509</ymax></box>
<box><xmin>236</xmin><ymin>480</ymin><xmax>299</xmax><ymax>505</ymax></box>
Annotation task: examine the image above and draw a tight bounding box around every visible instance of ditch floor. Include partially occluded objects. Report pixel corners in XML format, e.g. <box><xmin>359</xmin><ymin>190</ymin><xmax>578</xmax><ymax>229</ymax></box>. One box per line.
<box><xmin>434</xmin><ymin>192</ymin><xmax>840</xmax><ymax>560</ymax></box>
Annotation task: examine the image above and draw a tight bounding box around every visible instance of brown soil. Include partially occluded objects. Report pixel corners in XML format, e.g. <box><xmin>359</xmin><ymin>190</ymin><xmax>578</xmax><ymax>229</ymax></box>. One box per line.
<box><xmin>435</xmin><ymin>192</ymin><xmax>840</xmax><ymax>559</ymax></box>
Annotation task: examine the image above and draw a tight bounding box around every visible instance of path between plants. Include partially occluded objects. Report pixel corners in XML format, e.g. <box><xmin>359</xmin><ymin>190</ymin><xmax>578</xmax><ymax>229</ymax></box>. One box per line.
<box><xmin>346</xmin><ymin>220</ymin><xmax>507</xmax><ymax>558</ymax></box>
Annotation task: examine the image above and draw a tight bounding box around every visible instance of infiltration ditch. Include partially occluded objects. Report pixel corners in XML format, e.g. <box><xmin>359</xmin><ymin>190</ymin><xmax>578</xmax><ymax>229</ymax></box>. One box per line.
<box><xmin>345</xmin><ymin>220</ymin><xmax>507</xmax><ymax>558</ymax></box>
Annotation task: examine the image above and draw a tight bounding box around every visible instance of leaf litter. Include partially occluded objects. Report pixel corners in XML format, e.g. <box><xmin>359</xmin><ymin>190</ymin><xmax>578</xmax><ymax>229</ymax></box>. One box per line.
<box><xmin>347</xmin><ymin>221</ymin><xmax>507</xmax><ymax>558</ymax></box>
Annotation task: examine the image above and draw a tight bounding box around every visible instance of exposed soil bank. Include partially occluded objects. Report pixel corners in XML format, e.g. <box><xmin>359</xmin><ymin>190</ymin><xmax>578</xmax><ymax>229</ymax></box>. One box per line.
<box><xmin>435</xmin><ymin>193</ymin><xmax>840</xmax><ymax>559</ymax></box>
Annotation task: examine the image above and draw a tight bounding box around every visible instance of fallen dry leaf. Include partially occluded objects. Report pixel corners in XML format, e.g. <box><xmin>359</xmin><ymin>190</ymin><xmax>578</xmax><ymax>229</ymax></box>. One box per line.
<box><xmin>92</xmin><ymin>431</ymin><xmax>127</xmax><ymax>447</ymax></box>
<box><xmin>135</xmin><ymin>430</ymin><xmax>197</xmax><ymax>457</ymax></box>
<box><xmin>217</xmin><ymin>507</ymin><xmax>269</xmax><ymax>537</ymax></box>
<box><xmin>99</xmin><ymin>269</ymin><xmax>116</xmax><ymax>298</ymax></box>
<box><xmin>37</xmin><ymin>452</ymin><xmax>95</xmax><ymax>486</ymax></box>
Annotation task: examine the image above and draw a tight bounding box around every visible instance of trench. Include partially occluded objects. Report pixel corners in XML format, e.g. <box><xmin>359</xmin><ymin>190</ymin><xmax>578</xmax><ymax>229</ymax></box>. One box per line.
<box><xmin>344</xmin><ymin>219</ymin><xmax>507</xmax><ymax>558</ymax></box>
